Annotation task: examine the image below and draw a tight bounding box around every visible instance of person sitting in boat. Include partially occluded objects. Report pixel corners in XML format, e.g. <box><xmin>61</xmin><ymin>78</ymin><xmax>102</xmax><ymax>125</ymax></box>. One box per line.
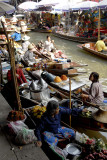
<box><xmin>11</xmin><ymin>28</ymin><xmax>21</xmax><ymax>42</ymax></box>
<box><xmin>36</xmin><ymin>100</ymin><xmax>75</xmax><ymax>147</ymax></box>
<box><xmin>22</xmin><ymin>35</ymin><xmax>30</xmax><ymax>52</ymax></box>
<box><xmin>81</xmin><ymin>72</ymin><xmax>104</xmax><ymax>105</ymax></box>
<box><xmin>23</xmin><ymin>44</ymin><xmax>36</xmax><ymax>64</ymax></box>
<box><xmin>94</xmin><ymin>36</ymin><xmax>107</xmax><ymax>52</ymax></box>
<box><xmin>7</xmin><ymin>61</ymin><xmax>27</xmax><ymax>86</ymax></box>
<box><xmin>38</xmin><ymin>22</ymin><xmax>43</xmax><ymax>29</ymax></box>
<box><xmin>0</xmin><ymin>45</ymin><xmax>9</xmax><ymax>61</ymax></box>
<box><xmin>20</xmin><ymin>21</ymin><xmax>27</xmax><ymax>32</ymax></box>
<box><xmin>44</xmin><ymin>35</ymin><xmax>52</xmax><ymax>53</ymax></box>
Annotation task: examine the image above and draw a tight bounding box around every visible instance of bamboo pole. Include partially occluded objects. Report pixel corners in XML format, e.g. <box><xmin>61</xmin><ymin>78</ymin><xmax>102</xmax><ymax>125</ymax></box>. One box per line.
<box><xmin>1</xmin><ymin>22</ymin><xmax>22</xmax><ymax>111</ymax></box>
<box><xmin>69</xmin><ymin>77</ymin><xmax>71</xmax><ymax>127</ymax></box>
<box><xmin>98</xmin><ymin>8</ymin><xmax>100</xmax><ymax>40</ymax></box>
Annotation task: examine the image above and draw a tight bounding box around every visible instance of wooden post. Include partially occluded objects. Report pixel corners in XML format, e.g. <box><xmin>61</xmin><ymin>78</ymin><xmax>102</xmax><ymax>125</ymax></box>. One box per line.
<box><xmin>69</xmin><ymin>77</ymin><xmax>71</xmax><ymax>127</ymax></box>
<box><xmin>1</xmin><ymin>21</ymin><xmax>22</xmax><ymax>111</ymax></box>
<box><xmin>98</xmin><ymin>8</ymin><xmax>100</xmax><ymax>40</ymax></box>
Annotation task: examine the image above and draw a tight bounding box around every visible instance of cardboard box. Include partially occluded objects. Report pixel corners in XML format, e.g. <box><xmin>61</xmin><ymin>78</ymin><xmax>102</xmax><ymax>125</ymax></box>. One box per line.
<box><xmin>53</xmin><ymin>63</ymin><xmax>71</xmax><ymax>69</ymax></box>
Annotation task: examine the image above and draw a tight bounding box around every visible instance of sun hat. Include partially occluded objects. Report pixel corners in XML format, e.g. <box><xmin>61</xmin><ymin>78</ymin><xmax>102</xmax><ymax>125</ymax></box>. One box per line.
<box><xmin>22</xmin><ymin>35</ymin><xmax>30</xmax><ymax>41</ymax></box>
<box><xmin>15</xmin><ymin>28</ymin><xmax>21</xmax><ymax>33</ymax></box>
<box><xmin>92</xmin><ymin>106</ymin><xmax>107</xmax><ymax>124</ymax></box>
<box><xmin>28</xmin><ymin>44</ymin><xmax>34</xmax><ymax>50</ymax></box>
<box><xmin>21</xmin><ymin>21</ymin><xmax>26</xmax><ymax>26</ymax></box>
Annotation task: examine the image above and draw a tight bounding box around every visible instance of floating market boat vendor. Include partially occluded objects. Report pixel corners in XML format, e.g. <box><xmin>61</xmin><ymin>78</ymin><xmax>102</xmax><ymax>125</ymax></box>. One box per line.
<box><xmin>94</xmin><ymin>35</ymin><xmax>107</xmax><ymax>53</ymax></box>
<box><xmin>23</xmin><ymin>44</ymin><xmax>36</xmax><ymax>65</ymax></box>
<box><xmin>22</xmin><ymin>35</ymin><xmax>30</xmax><ymax>52</ymax></box>
<box><xmin>36</xmin><ymin>100</ymin><xmax>75</xmax><ymax>147</ymax></box>
<box><xmin>11</xmin><ymin>28</ymin><xmax>21</xmax><ymax>42</ymax></box>
<box><xmin>0</xmin><ymin>45</ymin><xmax>9</xmax><ymax>61</ymax></box>
<box><xmin>7</xmin><ymin>61</ymin><xmax>27</xmax><ymax>86</ymax></box>
<box><xmin>81</xmin><ymin>72</ymin><xmax>104</xmax><ymax>104</ymax></box>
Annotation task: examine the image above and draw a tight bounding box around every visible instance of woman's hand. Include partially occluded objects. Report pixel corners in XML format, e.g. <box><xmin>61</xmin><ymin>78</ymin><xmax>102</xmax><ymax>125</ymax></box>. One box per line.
<box><xmin>16</xmin><ymin>73</ymin><xmax>19</xmax><ymax>78</ymax></box>
<box><xmin>36</xmin><ymin>141</ymin><xmax>42</xmax><ymax>147</ymax></box>
<box><xmin>81</xmin><ymin>93</ymin><xmax>89</xmax><ymax>101</ymax></box>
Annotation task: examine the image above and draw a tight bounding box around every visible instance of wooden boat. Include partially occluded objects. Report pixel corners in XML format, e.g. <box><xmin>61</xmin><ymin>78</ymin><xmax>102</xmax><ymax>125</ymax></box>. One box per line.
<box><xmin>52</xmin><ymin>31</ymin><xmax>97</xmax><ymax>43</ymax></box>
<box><xmin>32</xmin><ymin>28</ymin><xmax>52</xmax><ymax>33</ymax></box>
<box><xmin>46</xmin><ymin>68</ymin><xmax>87</xmax><ymax>77</ymax></box>
<box><xmin>78</xmin><ymin>42</ymin><xmax>107</xmax><ymax>59</ymax></box>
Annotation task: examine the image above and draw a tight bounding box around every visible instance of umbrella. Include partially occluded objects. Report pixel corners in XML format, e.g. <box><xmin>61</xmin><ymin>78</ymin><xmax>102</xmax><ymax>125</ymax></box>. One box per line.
<box><xmin>53</xmin><ymin>0</ymin><xmax>70</xmax><ymax>12</ymax></box>
<box><xmin>18</xmin><ymin>1</ymin><xmax>39</xmax><ymax>11</ymax></box>
<box><xmin>0</xmin><ymin>2</ymin><xmax>15</xmax><ymax>14</ymax></box>
<box><xmin>71</xmin><ymin>1</ymin><xmax>98</xmax><ymax>10</ymax></box>
<box><xmin>96</xmin><ymin>0</ymin><xmax>107</xmax><ymax>9</ymax></box>
<box><xmin>38</xmin><ymin>0</ymin><xmax>61</xmax><ymax>7</ymax></box>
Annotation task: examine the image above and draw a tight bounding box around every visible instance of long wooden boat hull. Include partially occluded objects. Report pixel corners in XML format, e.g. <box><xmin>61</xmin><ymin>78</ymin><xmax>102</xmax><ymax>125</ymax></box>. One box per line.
<box><xmin>52</xmin><ymin>32</ymin><xmax>97</xmax><ymax>43</ymax></box>
<box><xmin>46</xmin><ymin>68</ymin><xmax>86</xmax><ymax>77</ymax></box>
<box><xmin>81</xmin><ymin>42</ymin><xmax>107</xmax><ymax>59</ymax></box>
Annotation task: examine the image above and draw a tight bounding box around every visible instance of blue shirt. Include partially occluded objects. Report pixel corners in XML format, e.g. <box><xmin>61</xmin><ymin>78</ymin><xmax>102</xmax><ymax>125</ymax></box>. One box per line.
<box><xmin>11</xmin><ymin>32</ymin><xmax>21</xmax><ymax>41</ymax></box>
<box><xmin>36</xmin><ymin>108</ymin><xmax>72</xmax><ymax>141</ymax></box>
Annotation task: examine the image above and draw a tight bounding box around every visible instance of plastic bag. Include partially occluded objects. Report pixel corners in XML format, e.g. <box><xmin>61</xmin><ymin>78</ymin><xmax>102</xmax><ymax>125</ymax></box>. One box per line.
<box><xmin>8</xmin><ymin>121</ymin><xmax>28</xmax><ymax>134</ymax></box>
<box><xmin>15</xmin><ymin>128</ymin><xmax>36</xmax><ymax>145</ymax></box>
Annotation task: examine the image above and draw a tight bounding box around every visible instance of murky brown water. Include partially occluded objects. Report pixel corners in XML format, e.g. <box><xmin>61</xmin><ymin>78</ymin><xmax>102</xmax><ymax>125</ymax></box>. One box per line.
<box><xmin>28</xmin><ymin>31</ymin><xmax>107</xmax><ymax>92</ymax></box>
<box><xmin>27</xmin><ymin>31</ymin><xmax>107</xmax><ymax>142</ymax></box>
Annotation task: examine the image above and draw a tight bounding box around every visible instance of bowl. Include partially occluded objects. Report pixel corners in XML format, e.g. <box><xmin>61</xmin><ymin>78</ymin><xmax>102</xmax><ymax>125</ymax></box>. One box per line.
<box><xmin>66</xmin><ymin>143</ymin><xmax>82</xmax><ymax>156</ymax></box>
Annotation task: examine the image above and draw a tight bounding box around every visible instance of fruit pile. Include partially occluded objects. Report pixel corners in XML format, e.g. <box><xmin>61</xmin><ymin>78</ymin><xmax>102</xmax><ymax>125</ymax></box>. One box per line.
<box><xmin>7</xmin><ymin>110</ymin><xmax>25</xmax><ymax>121</ymax></box>
<box><xmin>31</xmin><ymin>105</ymin><xmax>46</xmax><ymax>119</ymax></box>
<box><xmin>54</xmin><ymin>75</ymin><xmax>68</xmax><ymax>83</ymax></box>
<box><xmin>83</xmin><ymin>150</ymin><xmax>107</xmax><ymax>160</ymax></box>
<box><xmin>81</xmin><ymin>110</ymin><xmax>92</xmax><ymax>118</ymax></box>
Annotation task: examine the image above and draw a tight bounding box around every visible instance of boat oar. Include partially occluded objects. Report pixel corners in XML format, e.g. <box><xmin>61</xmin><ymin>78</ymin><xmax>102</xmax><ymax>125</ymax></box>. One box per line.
<box><xmin>24</xmin><ymin>109</ymin><xmax>37</xmax><ymax>128</ymax></box>
<box><xmin>61</xmin><ymin>120</ymin><xmax>76</xmax><ymax>132</ymax></box>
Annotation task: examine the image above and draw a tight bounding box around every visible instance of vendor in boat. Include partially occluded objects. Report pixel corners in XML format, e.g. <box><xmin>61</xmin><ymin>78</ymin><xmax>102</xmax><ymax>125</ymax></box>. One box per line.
<box><xmin>81</xmin><ymin>72</ymin><xmax>104</xmax><ymax>104</ymax></box>
<box><xmin>7</xmin><ymin>61</ymin><xmax>27</xmax><ymax>86</ymax></box>
<box><xmin>44</xmin><ymin>35</ymin><xmax>52</xmax><ymax>53</ymax></box>
<box><xmin>11</xmin><ymin>28</ymin><xmax>21</xmax><ymax>42</ymax></box>
<box><xmin>0</xmin><ymin>45</ymin><xmax>9</xmax><ymax>61</ymax></box>
<box><xmin>94</xmin><ymin>36</ymin><xmax>107</xmax><ymax>52</ymax></box>
<box><xmin>23</xmin><ymin>44</ymin><xmax>36</xmax><ymax>64</ymax></box>
<box><xmin>38</xmin><ymin>22</ymin><xmax>43</xmax><ymax>29</ymax></box>
<box><xmin>36</xmin><ymin>100</ymin><xmax>75</xmax><ymax>147</ymax></box>
<box><xmin>22</xmin><ymin>35</ymin><xmax>30</xmax><ymax>52</ymax></box>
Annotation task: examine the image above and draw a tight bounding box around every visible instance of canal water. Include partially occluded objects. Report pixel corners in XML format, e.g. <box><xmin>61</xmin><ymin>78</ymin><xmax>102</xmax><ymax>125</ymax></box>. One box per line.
<box><xmin>27</xmin><ymin>31</ymin><xmax>107</xmax><ymax>141</ymax></box>
<box><xmin>28</xmin><ymin>31</ymin><xmax>107</xmax><ymax>92</ymax></box>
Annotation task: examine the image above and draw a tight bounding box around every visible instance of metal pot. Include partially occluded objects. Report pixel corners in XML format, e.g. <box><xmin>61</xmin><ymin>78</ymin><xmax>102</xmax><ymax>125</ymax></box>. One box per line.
<box><xmin>66</xmin><ymin>143</ymin><xmax>82</xmax><ymax>156</ymax></box>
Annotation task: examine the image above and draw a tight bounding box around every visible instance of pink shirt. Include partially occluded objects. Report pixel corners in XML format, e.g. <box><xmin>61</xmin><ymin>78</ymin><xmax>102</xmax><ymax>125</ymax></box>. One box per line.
<box><xmin>88</xmin><ymin>82</ymin><xmax>104</xmax><ymax>104</ymax></box>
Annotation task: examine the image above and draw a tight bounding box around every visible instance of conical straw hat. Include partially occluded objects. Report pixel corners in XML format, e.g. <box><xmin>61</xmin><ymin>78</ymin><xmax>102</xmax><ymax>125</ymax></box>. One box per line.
<box><xmin>92</xmin><ymin>106</ymin><xmax>107</xmax><ymax>124</ymax></box>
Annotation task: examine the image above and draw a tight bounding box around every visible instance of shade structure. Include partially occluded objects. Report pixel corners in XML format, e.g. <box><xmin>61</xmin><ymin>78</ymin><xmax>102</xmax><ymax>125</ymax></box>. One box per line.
<box><xmin>38</xmin><ymin>0</ymin><xmax>61</xmax><ymax>7</ymax></box>
<box><xmin>18</xmin><ymin>1</ymin><xmax>39</xmax><ymax>12</ymax></box>
<box><xmin>71</xmin><ymin>1</ymin><xmax>98</xmax><ymax>11</ymax></box>
<box><xmin>53</xmin><ymin>0</ymin><xmax>70</xmax><ymax>12</ymax></box>
<box><xmin>0</xmin><ymin>2</ymin><xmax>15</xmax><ymax>14</ymax></box>
<box><xmin>96</xmin><ymin>0</ymin><xmax>107</xmax><ymax>9</ymax></box>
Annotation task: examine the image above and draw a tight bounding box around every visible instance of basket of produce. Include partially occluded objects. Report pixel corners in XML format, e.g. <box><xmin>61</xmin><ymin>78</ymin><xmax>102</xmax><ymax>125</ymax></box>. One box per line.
<box><xmin>7</xmin><ymin>110</ymin><xmax>26</xmax><ymax>122</ymax></box>
<box><xmin>26</xmin><ymin>105</ymin><xmax>46</xmax><ymax>119</ymax></box>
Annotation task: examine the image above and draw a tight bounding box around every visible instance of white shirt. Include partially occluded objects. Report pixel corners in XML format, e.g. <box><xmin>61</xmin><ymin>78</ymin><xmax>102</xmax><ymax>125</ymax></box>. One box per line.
<box><xmin>22</xmin><ymin>41</ymin><xmax>30</xmax><ymax>52</ymax></box>
<box><xmin>23</xmin><ymin>50</ymin><xmax>34</xmax><ymax>62</ymax></box>
<box><xmin>44</xmin><ymin>40</ymin><xmax>52</xmax><ymax>52</ymax></box>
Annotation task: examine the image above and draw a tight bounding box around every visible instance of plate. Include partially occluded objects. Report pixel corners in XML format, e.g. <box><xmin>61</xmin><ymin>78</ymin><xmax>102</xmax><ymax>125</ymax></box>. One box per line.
<box><xmin>66</xmin><ymin>143</ymin><xmax>82</xmax><ymax>155</ymax></box>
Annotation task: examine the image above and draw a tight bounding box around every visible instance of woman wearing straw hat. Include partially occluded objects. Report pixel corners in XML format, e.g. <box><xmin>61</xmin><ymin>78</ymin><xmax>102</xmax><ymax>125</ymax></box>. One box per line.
<box><xmin>23</xmin><ymin>44</ymin><xmax>35</xmax><ymax>64</ymax></box>
<box><xmin>11</xmin><ymin>28</ymin><xmax>21</xmax><ymax>42</ymax></box>
<box><xmin>22</xmin><ymin>35</ymin><xmax>30</xmax><ymax>52</ymax></box>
